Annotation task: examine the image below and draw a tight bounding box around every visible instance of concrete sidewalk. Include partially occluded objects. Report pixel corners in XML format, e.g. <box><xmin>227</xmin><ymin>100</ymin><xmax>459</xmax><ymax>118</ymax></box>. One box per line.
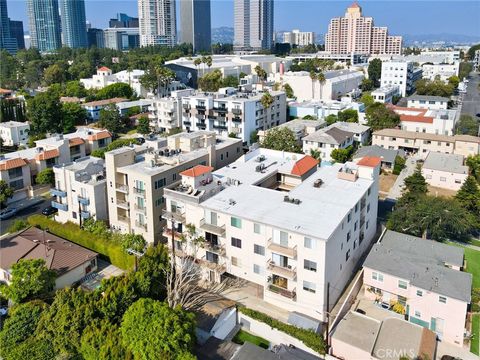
<box><xmin>386</xmin><ymin>157</ymin><xmax>418</xmax><ymax>200</ymax></box>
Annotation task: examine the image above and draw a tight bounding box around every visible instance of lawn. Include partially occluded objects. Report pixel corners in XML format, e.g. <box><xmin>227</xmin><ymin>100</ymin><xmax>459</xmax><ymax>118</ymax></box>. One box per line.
<box><xmin>464</xmin><ymin>247</ymin><xmax>480</xmax><ymax>289</ymax></box>
<box><xmin>471</xmin><ymin>314</ymin><xmax>479</xmax><ymax>355</ymax></box>
<box><xmin>232</xmin><ymin>329</ymin><xmax>270</xmax><ymax>349</ymax></box>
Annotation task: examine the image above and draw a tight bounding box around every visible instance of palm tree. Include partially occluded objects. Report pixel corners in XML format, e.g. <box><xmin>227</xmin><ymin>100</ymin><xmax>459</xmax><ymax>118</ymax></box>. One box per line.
<box><xmin>310</xmin><ymin>71</ymin><xmax>317</xmax><ymax>99</ymax></box>
<box><xmin>309</xmin><ymin>148</ymin><xmax>321</xmax><ymax>160</ymax></box>
<box><xmin>255</xmin><ymin>65</ymin><xmax>267</xmax><ymax>86</ymax></box>
<box><xmin>260</xmin><ymin>92</ymin><xmax>274</xmax><ymax>130</ymax></box>
<box><xmin>194</xmin><ymin>57</ymin><xmax>202</xmax><ymax>78</ymax></box>
<box><xmin>317</xmin><ymin>72</ymin><xmax>326</xmax><ymax>100</ymax></box>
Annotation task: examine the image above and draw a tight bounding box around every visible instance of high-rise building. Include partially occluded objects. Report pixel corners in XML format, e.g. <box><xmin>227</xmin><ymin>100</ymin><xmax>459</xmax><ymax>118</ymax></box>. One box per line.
<box><xmin>138</xmin><ymin>0</ymin><xmax>176</xmax><ymax>47</ymax></box>
<box><xmin>282</xmin><ymin>29</ymin><xmax>315</xmax><ymax>47</ymax></box>
<box><xmin>27</xmin><ymin>0</ymin><xmax>62</xmax><ymax>52</ymax></box>
<box><xmin>104</xmin><ymin>28</ymin><xmax>140</xmax><ymax>51</ymax></box>
<box><xmin>109</xmin><ymin>13</ymin><xmax>139</xmax><ymax>28</ymax></box>
<box><xmin>87</xmin><ymin>28</ymin><xmax>105</xmax><ymax>48</ymax></box>
<box><xmin>234</xmin><ymin>0</ymin><xmax>274</xmax><ymax>52</ymax></box>
<box><xmin>325</xmin><ymin>2</ymin><xmax>402</xmax><ymax>55</ymax></box>
<box><xmin>9</xmin><ymin>20</ymin><xmax>25</xmax><ymax>50</ymax></box>
<box><xmin>60</xmin><ymin>0</ymin><xmax>88</xmax><ymax>48</ymax></box>
<box><xmin>0</xmin><ymin>0</ymin><xmax>18</xmax><ymax>54</ymax></box>
<box><xmin>180</xmin><ymin>0</ymin><xmax>211</xmax><ymax>53</ymax></box>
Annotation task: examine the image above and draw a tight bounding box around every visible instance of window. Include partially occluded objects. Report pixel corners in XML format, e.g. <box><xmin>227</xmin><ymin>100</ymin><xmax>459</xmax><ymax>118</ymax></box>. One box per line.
<box><xmin>9</xmin><ymin>179</ymin><xmax>24</xmax><ymax>190</ymax></box>
<box><xmin>367</xmin><ymin>187</ymin><xmax>371</xmax><ymax>196</ymax></box>
<box><xmin>367</xmin><ymin>203</ymin><xmax>370</xmax><ymax>213</ymax></box>
<box><xmin>254</xmin><ymin>223</ymin><xmax>263</xmax><ymax>234</ymax></box>
<box><xmin>347</xmin><ymin>231</ymin><xmax>351</xmax><ymax>242</ymax></box>
<box><xmin>231</xmin><ymin>217</ymin><xmax>242</xmax><ymax>228</ymax></box>
<box><xmin>8</xmin><ymin>167</ymin><xmax>22</xmax><ymax>178</ymax></box>
<box><xmin>231</xmin><ymin>256</ymin><xmax>240</xmax><ymax>266</ymax></box>
<box><xmin>416</xmin><ymin>290</ymin><xmax>423</xmax><ymax>297</ymax></box>
<box><xmin>254</xmin><ymin>244</ymin><xmax>265</xmax><ymax>255</ymax></box>
<box><xmin>303</xmin><ymin>281</ymin><xmax>316</xmax><ymax>293</ymax></box>
<box><xmin>304</xmin><ymin>259</ymin><xmax>317</xmax><ymax>272</ymax></box>
<box><xmin>253</xmin><ymin>264</ymin><xmax>263</xmax><ymax>274</ymax></box>
<box><xmin>231</xmin><ymin>237</ymin><xmax>242</xmax><ymax>248</ymax></box>
<box><xmin>414</xmin><ymin>310</ymin><xmax>421</xmax><ymax>318</ymax></box>
<box><xmin>206</xmin><ymin>251</ymin><xmax>219</xmax><ymax>263</ymax></box>
<box><xmin>355</xmin><ymin>203</ymin><xmax>359</xmax><ymax>212</ymax></box>
<box><xmin>440</xmin><ymin>177</ymin><xmax>446</xmax><ymax>182</ymax></box>
<box><xmin>154</xmin><ymin>178</ymin><xmax>166</xmax><ymax>189</ymax></box>
<box><xmin>345</xmin><ymin>250</ymin><xmax>350</xmax><ymax>261</ymax></box>
<box><xmin>372</xmin><ymin>272</ymin><xmax>383</xmax><ymax>282</ymax></box>
<box><xmin>398</xmin><ymin>280</ymin><xmax>408</xmax><ymax>289</ymax></box>
<box><xmin>439</xmin><ymin>296</ymin><xmax>447</xmax><ymax>304</ymax></box>
<box><xmin>347</xmin><ymin>213</ymin><xmax>351</xmax><ymax>222</ymax></box>
<box><xmin>354</xmin><ymin>221</ymin><xmax>358</xmax><ymax>231</ymax></box>
<box><xmin>304</xmin><ymin>237</ymin><xmax>316</xmax><ymax>249</ymax></box>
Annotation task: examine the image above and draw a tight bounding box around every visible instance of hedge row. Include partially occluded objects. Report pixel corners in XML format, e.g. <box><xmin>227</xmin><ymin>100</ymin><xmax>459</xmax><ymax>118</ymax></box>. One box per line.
<box><xmin>238</xmin><ymin>306</ymin><xmax>326</xmax><ymax>354</ymax></box>
<box><xmin>27</xmin><ymin>215</ymin><xmax>134</xmax><ymax>270</ymax></box>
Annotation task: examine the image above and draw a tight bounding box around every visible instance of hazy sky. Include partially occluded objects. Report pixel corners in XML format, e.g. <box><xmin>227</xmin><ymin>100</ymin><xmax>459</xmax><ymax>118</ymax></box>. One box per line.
<box><xmin>6</xmin><ymin>0</ymin><xmax>480</xmax><ymax>36</ymax></box>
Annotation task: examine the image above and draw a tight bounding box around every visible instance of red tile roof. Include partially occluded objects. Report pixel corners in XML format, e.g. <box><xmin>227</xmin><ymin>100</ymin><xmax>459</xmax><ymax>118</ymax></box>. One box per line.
<box><xmin>349</xmin><ymin>1</ymin><xmax>360</xmax><ymax>8</ymax></box>
<box><xmin>68</xmin><ymin>137</ymin><xmax>85</xmax><ymax>147</ymax></box>
<box><xmin>0</xmin><ymin>158</ymin><xmax>28</xmax><ymax>171</ymax></box>
<box><xmin>291</xmin><ymin>155</ymin><xmax>319</xmax><ymax>176</ymax></box>
<box><xmin>98</xmin><ymin>66</ymin><xmax>111</xmax><ymax>72</ymax></box>
<box><xmin>180</xmin><ymin>165</ymin><xmax>214</xmax><ymax>178</ymax></box>
<box><xmin>35</xmin><ymin>149</ymin><xmax>59</xmax><ymax>161</ymax></box>
<box><xmin>0</xmin><ymin>88</ymin><xmax>12</xmax><ymax>95</ymax></box>
<box><xmin>399</xmin><ymin>114</ymin><xmax>434</xmax><ymax>124</ymax></box>
<box><xmin>357</xmin><ymin>156</ymin><xmax>382</xmax><ymax>168</ymax></box>
<box><xmin>87</xmin><ymin>130</ymin><xmax>111</xmax><ymax>141</ymax></box>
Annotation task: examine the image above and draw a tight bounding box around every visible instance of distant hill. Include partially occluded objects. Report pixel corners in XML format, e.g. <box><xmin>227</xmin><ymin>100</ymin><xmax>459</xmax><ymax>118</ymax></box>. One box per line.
<box><xmin>212</xmin><ymin>27</ymin><xmax>234</xmax><ymax>44</ymax></box>
<box><xmin>402</xmin><ymin>33</ymin><xmax>480</xmax><ymax>46</ymax></box>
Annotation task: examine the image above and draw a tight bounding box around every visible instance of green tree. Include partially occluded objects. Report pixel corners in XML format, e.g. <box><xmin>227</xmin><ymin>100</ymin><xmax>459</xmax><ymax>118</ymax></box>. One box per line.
<box><xmin>283</xmin><ymin>83</ymin><xmax>294</xmax><ymax>98</ymax></box>
<box><xmin>98</xmin><ymin>104</ymin><xmax>125</xmax><ymax>134</ymax></box>
<box><xmin>365</xmin><ymin>102</ymin><xmax>400</xmax><ymax>131</ymax></box>
<box><xmin>331</xmin><ymin>146</ymin><xmax>354</xmax><ymax>163</ymax></box>
<box><xmin>43</xmin><ymin>64</ymin><xmax>65</xmax><ymax>86</ymax></box>
<box><xmin>360</xmin><ymin>93</ymin><xmax>374</xmax><ymax>107</ymax></box>
<box><xmin>254</xmin><ymin>65</ymin><xmax>267</xmax><ymax>83</ymax></box>
<box><xmin>222</xmin><ymin>75</ymin><xmax>239</xmax><ymax>88</ymax></box>
<box><xmin>467</xmin><ymin>44</ymin><xmax>480</xmax><ymax>60</ymax></box>
<box><xmin>27</xmin><ymin>91</ymin><xmax>64</xmax><ymax>135</ymax></box>
<box><xmin>455</xmin><ymin>176</ymin><xmax>480</xmax><ymax>224</ymax></box>
<box><xmin>0</xmin><ymin>301</ymin><xmax>48</xmax><ymax>359</ymax></box>
<box><xmin>392</xmin><ymin>156</ymin><xmax>406</xmax><ymax>175</ymax></box>
<box><xmin>403</xmin><ymin>165</ymin><xmax>428</xmax><ymax>196</ymax></box>
<box><xmin>250</xmin><ymin>129</ymin><xmax>259</xmax><ymax>144</ymax></box>
<box><xmin>415</xmin><ymin>78</ymin><xmax>454</xmax><ymax>97</ymax></box>
<box><xmin>121</xmin><ymin>233</ymin><xmax>146</xmax><ymax>253</ymax></box>
<box><xmin>62</xmin><ymin>102</ymin><xmax>88</xmax><ymax>129</ymax></box>
<box><xmin>361</xmin><ymin>78</ymin><xmax>374</xmax><ymax>91</ymax></box>
<box><xmin>309</xmin><ymin>148</ymin><xmax>321</xmax><ymax>160</ymax></box>
<box><xmin>136</xmin><ymin>245</ymin><xmax>169</xmax><ymax>300</ymax></box>
<box><xmin>0</xmin><ymin>50</ymin><xmax>19</xmax><ymax>88</ymax></box>
<box><xmin>456</xmin><ymin>114</ymin><xmax>479</xmax><ymax>136</ymax></box>
<box><xmin>458</xmin><ymin>62</ymin><xmax>473</xmax><ymax>80</ymax></box>
<box><xmin>198</xmin><ymin>69</ymin><xmax>223</xmax><ymax>92</ymax></box>
<box><xmin>137</xmin><ymin>116</ymin><xmax>151</xmax><ymax>135</ymax></box>
<box><xmin>0</xmin><ymin>180</ymin><xmax>14</xmax><ymax>208</ymax></box>
<box><xmin>368</xmin><ymin>58</ymin><xmax>382</xmax><ymax>87</ymax></box>
<box><xmin>96</xmin><ymin>83</ymin><xmax>133</xmax><ymax>100</ymax></box>
<box><xmin>325</xmin><ymin>114</ymin><xmax>338</xmax><ymax>125</ymax></box>
<box><xmin>35</xmin><ymin>168</ymin><xmax>55</xmax><ymax>187</ymax></box>
<box><xmin>5</xmin><ymin>338</ymin><xmax>55</xmax><ymax>360</ymax></box>
<box><xmin>337</xmin><ymin>109</ymin><xmax>358</xmax><ymax>123</ymax></box>
<box><xmin>65</xmin><ymin>80</ymin><xmax>88</xmax><ymax>97</ymax></box>
<box><xmin>260</xmin><ymin>91</ymin><xmax>274</xmax><ymax>110</ymax></box>
<box><xmin>80</xmin><ymin>319</ymin><xmax>127</xmax><ymax>360</ymax></box>
<box><xmin>1</xmin><ymin>259</ymin><xmax>56</xmax><ymax>303</ymax></box>
<box><xmin>261</xmin><ymin>127</ymin><xmax>302</xmax><ymax>153</ymax></box>
<box><xmin>121</xmin><ymin>298</ymin><xmax>196</xmax><ymax>360</ymax></box>
<box><xmin>466</xmin><ymin>155</ymin><xmax>480</xmax><ymax>182</ymax></box>
<box><xmin>140</xmin><ymin>66</ymin><xmax>176</xmax><ymax>96</ymax></box>
<box><xmin>8</xmin><ymin>219</ymin><xmax>29</xmax><ymax>233</ymax></box>
<box><xmin>447</xmin><ymin>75</ymin><xmax>460</xmax><ymax>88</ymax></box>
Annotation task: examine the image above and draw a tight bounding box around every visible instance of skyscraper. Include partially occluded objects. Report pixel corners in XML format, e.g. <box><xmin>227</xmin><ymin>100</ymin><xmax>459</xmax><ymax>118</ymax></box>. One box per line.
<box><xmin>60</xmin><ymin>0</ymin><xmax>88</xmax><ymax>48</ymax></box>
<box><xmin>9</xmin><ymin>20</ymin><xmax>25</xmax><ymax>50</ymax></box>
<box><xmin>325</xmin><ymin>2</ymin><xmax>402</xmax><ymax>55</ymax></box>
<box><xmin>138</xmin><ymin>0</ymin><xmax>176</xmax><ymax>47</ymax></box>
<box><xmin>234</xmin><ymin>0</ymin><xmax>274</xmax><ymax>52</ymax></box>
<box><xmin>27</xmin><ymin>0</ymin><xmax>62</xmax><ymax>52</ymax></box>
<box><xmin>0</xmin><ymin>0</ymin><xmax>18</xmax><ymax>54</ymax></box>
<box><xmin>109</xmin><ymin>13</ymin><xmax>139</xmax><ymax>28</ymax></box>
<box><xmin>180</xmin><ymin>0</ymin><xmax>211</xmax><ymax>53</ymax></box>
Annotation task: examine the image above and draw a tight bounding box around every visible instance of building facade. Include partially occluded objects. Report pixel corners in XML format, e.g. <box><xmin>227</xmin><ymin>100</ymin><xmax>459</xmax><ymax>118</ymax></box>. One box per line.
<box><xmin>103</xmin><ymin>27</ymin><xmax>140</xmax><ymax>50</ymax></box>
<box><xmin>0</xmin><ymin>0</ymin><xmax>17</xmax><ymax>54</ymax></box>
<box><xmin>52</xmin><ymin>157</ymin><xmax>108</xmax><ymax>225</ymax></box>
<box><xmin>234</xmin><ymin>0</ymin><xmax>274</xmax><ymax>52</ymax></box>
<box><xmin>109</xmin><ymin>13</ymin><xmax>139</xmax><ymax>28</ymax></box>
<box><xmin>87</xmin><ymin>28</ymin><xmax>104</xmax><ymax>48</ymax></box>
<box><xmin>391</xmin><ymin>106</ymin><xmax>457</xmax><ymax>136</ymax></box>
<box><xmin>9</xmin><ymin>20</ymin><xmax>25</xmax><ymax>50</ymax></box>
<box><xmin>0</xmin><ymin>121</ymin><xmax>30</xmax><ymax>147</ymax></box>
<box><xmin>282</xmin><ymin>30</ymin><xmax>315</xmax><ymax>47</ymax></box>
<box><xmin>421</xmin><ymin>152</ymin><xmax>468</xmax><ymax>191</ymax></box>
<box><xmin>325</xmin><ymin>2</ymin><xmax>402</xmax><ymax>55</ymax></box>
<box><xmin>163</xmin><ymin>149</ymin><xmax>380</xmax><ymax>322</ymax></box>
<box><xmin>180</xmin><ymin>0</ymin><xmax>211</xmax><ymax>53</ymax></box>
<box><xmin>407</xmin><ymin>95</ymin><xmax>449</xmax><ymax>110</ymax></box>
<box><xmin>27</xmin><ymin>0</ymin><xmax>62</xmax><ymax>52</ymax></box>
<box><xmin>60</xmin><ymin>0</ymin><xmax>88</xmax><ymax>48</ymax></box>
<box><xmin>380</xmin><ymin>60</ymin><xmax>422</xmax><ymax>97</ymax></box>
<box><xmin>148</xmin><ymin>89</ymin><xmax>195</xmax><ymax>132</ymax></box>
<box><xmin>422</xmin><ymin>62</ymin><xmax>459</xmax><ymax>82</ymax></box>
<box><xmin>371</xmin><ymin>85</ymin><xmax>400</xmax><ymax>104</ymax></box>
<box><xmin>138</xmin><ymin>0</ymin><xmax>176</xmax><ymax>47</ymax></box>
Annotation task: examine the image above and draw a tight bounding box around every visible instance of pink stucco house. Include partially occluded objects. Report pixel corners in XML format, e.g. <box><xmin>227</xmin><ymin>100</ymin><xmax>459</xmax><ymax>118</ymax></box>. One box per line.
<box><xmin>363</xmin><ymin>230</ymin><xmax>472</xmax><ymax>347</ymax></box>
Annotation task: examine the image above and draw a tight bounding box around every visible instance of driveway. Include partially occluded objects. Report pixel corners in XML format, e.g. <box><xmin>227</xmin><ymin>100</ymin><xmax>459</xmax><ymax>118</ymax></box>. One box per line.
<box><xmin>0</xmin><ymin>196</ymin><xmax>52</xmax><ymax>234</ymax></box>
<box><xmin>386</xmin><ymin>157</ymin><xmax>418</xmax><ymax>200</ymax></box>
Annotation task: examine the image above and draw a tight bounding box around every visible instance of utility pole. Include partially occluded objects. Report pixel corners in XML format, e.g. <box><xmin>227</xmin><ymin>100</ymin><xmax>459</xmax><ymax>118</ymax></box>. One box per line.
<box><xmin>325</xmin><ymin>282</ymin><xmax>330</xmax><ymax>352</ymax></box>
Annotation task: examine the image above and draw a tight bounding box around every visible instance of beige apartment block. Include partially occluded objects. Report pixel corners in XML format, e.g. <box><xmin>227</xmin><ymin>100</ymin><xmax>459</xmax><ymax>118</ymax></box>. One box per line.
<box><xmin>163</xmin><ymin>149</ymin><xmax>380</xmax><ymax>322</ymax></box>
<box><xmin>105</xmin><ymin>131</ymin><xmax>242</xmax><ymax>244</ymax></box>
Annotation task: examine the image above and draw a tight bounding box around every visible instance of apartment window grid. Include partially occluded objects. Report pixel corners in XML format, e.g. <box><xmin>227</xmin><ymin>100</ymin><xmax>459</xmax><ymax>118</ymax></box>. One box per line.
<box><xmin>231</xmin><ymin>237</ymin><xmax>242</xmax><ymax>248</ymax></box>
<box><xmin>231</xmin><ymin>217</ymin><xmax>242</xmax><ymax>228</ymax></box>
<box><xmin>372</xmin><ymin>271</ymin><xmax>383</xmax><ymax>282</ymax></box>
<box><xmin>254</xmin><ymin>244</ymin><xmax>265</xmax><ymax>255</ymax></box>
<box><xmin>304</xmin><ymin>259</ymin><xmax>317</xmax><ymax>272</ymax></box>
<box><xmin>303</xmin><ymin>281</ymin><xmax>316</xmax><ymax>294</ymax></box>
<box><xmin>398</xmin><ymin>280</ymin><xmax>408</xmax><ymax>290</ymax></box>
<box><xmin>232</xmin><ymin>256</ymin><xmax>240</xmax><ymax>267</ymax></box>
<box><xmin>439</xmin><ymin>296</ymin><xmax>447</xmax><ymax>304</ymax></box>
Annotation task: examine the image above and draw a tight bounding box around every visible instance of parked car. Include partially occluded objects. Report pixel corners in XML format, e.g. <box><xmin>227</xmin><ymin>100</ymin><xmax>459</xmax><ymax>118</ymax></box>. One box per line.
<box><xmin>0</xmin><ymin>207</ymin><xmax>17</xmax><ymax>220</ymax></box>
<box><xmin>42</xmin><ymin>206</ymin><xmax>58</xmax><ymax>216</ymax></box>
<box><xmin>137</xmin><ymin>137</ymin><xmax>145</xmax><ymax>144</ymax></box>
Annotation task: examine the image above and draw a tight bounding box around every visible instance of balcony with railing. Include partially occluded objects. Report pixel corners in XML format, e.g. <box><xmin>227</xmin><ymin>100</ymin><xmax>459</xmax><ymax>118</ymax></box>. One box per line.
<box><xmin>183</xmin><ymin>103</ymin><xmax>191</xmax><ymax>110</ymax></box>
<box><xmin>202</xmin><ymin>241</ymin><xmax>226</xmax><ymax>256</ymax></box>
<box><xmin>183</xmin><ymin>121</ymin><xmax>192</xmax><ymax>126</ymax></box>
<box><xmin>116</xmin><ymin>199</ymin><xmax>130</xmax><ymax>209</ymax></box>
<box><xmin>196</xmin><ymin>122</ymin><xmax>207</xmax><ymax>129</ymax></box>
<box><xmin>51</xmin><ymin>188</ymin><xmax>67</xmax><ymax>197</ymax></box>
<box><xmin>213</xmin><ymin>106</ymin><xmax>228</xmax><ymax>113</ymax></box>
<box><xmin>163</xmin><ymin>227</ymin><xmax>183</xmax><ymax>240</ymax></box>
<box><xmin>118</xmin><ymin>215</ymin><xmax>129</xmax><ymax>224</ymax></box>
<box><xmin>133</xmin><ymin>187</ymin><xmax>145</xmax><ymax>196</ymax></box>
<box><xmin>266</xmin><ymin>282</ymin><xmax>296</xmax><ymax>301</ymax></box>
<box><xmin>267</xmin><ymin>239</ymin><xmax>297</xmax><ymax>259</ymax></box>
<box><xmin>77</xmin><ymin>196</ymin><xmax>90</xmax><ymax>206</ymax></box>
<box><xmin>232</xmin><ymin>117</ymin><xmax>242</xmax><ymax>123</ymax></box>
<box><xmin>199</xmin><ymin>218</ymin><xmax>225</xmax><ymax>237</ymax></box>
<box><xmin>212</xmin><ymin>124</ymin><xmax>228</xmax><ymax>131</ymax></box>
<box><xmin>196</xmin><ymin>105</ymin><xmax>206</xmax><ymax>110</ymax></box>
<box><xmin>134</xmin><ymin>221</ymin><xmax>147</xmax><ymax>231</ymax></box>
<box><xmin>267</xmin><ymin>260</ymin><xmax>296</xmax><ymax>280</ymax></box>
<box><xmin>80</xmin><ymin>211</ymin><xmax>90</xmax><ymax>219</ymax></box>
<box><xmin>115</xmin><ymin>183</ymin><xmax>129</xmax><ymax>193</ymax></box>
<box><xmin>134</xmin><ymin>204</ymin><xmax>147</xmax><ymax>213</ymax></box>
<box><xmin>199</xmin><ymin>255</ymin><xmax>226</xmax><ymax>273</ymax></box>
<box><xmin>232</xmin><ymin>108</ymin><xmax>242</xmax><ymax>115</ymax></box>
<box><xmin>51</xmin><ymin>200</ymin><xmax>68</xmax><ymax>211</ymax></box>
<box><xmin>162</xmin><ymin>209</ymin><xmax>185</xmax><ymax>223</ymax></box>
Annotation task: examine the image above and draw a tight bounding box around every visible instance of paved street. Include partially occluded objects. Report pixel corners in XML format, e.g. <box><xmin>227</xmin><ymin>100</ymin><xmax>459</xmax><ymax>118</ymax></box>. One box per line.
<box><xmin>461</xmin><ymin>71</ymin><xmax>480</xmax><ymax>119</ymax></box>
<box><xmin>0</xmin><ymin>196</ymin><xmax>52</xmax><ymax>234</ymax></box>
<box><xmin>386</xmin><ymin>157</ymin><xmax>418</xmax><ymax>200</ymax></box>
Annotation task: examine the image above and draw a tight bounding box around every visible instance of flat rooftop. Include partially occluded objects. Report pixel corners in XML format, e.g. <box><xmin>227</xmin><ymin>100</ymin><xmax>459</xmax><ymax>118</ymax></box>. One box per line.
<box><xmin>332</xmin><ymin>311</ymin><xmax>381</xmax><ymax>354</ymax></box>
<box><xmin>423</xmin><ymin>151</ymin><xmax>468</xmax><ymax>174</ymax></box>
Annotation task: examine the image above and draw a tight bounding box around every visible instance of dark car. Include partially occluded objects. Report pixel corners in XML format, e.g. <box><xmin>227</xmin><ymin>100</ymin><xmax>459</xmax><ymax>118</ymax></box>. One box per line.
<box><xmin>42</xmin><ymin>206</ymin><xmax>58</xmax><ymax>216</ymax></box>
<box><xmin>137</xmin><ymin>137</ymin><xmax>146</xmax><ymax>144</ymax></box>
<box><xmin>476</xmin><ymin>113</ymin><xmax>480</xmax><ymax>118</ymax></box>
<box><xmin>0</xmin><ymin>207</ymin><xmax>17</xmax><ymax>220</ymax></box>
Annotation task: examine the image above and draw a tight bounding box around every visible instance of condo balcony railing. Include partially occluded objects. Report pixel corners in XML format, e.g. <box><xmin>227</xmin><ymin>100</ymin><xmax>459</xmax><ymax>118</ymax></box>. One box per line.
<box><xmin>115</xmin><ymin>183</ymin><xmax>129</xmax><ymax>193</ymax></box>
<box><xmin>199</xmin><ymin>218</ymin><xmax>226</xmax><ymax>237</ymax></box>
<box><xmin>51</xmin><ymin>200</ymin><xmax>68</xmax><ymax>211</ymax></box>
<box><xmin>51</xmin><ymin>188</ymin><xmax>67</xmax><ymax>197</ymax></box>
<box><xmin>213</xmin><ymin>106</ymin><xmax>228</xmax><ymax>112</ymax></box>
<box><xmin>163</xmin><ymin>227</ymin><xmax>183</xmax><ymax>240</ymax></box>
<box><xmin>162</xmin><ymin>209</ymin><xmax>186</xmax><ymax>223</ymax></box>
<box><xmin>116</xmin><ymin>200</ymin><xmax>130</xmax><ymax>209</ymax></box>
<box><xmin>267</xmin><ymin>260</ymin><xmax>296</xmax><ymax>280</ymax></box>
<box><xmin>134</xmin><ymin>221</ymin><xmax>147</xmax><ymax>231</ymax></box>
<box><xmin>232</xmin><ymin>117</ymin><xmax>242</xmax><ymax>123</ymax></box>
<box><xmin>266</xmin><ymin>281</ymin><xmax>296</xmax><ymax>300</ymax></box>
<box><xmin>196</xmin><ymin>105</ymin><xmax>206</xmax><ymax>110</ymax></box>
<box><xmin>202</xmin><ymin>241</ymin><xmax>226</xmax><ymax>256</ymax></box>
<box><xmin>200</xmin><ymin>255</ymin><xmax>226</xmax><ymax>273</ymax></box>
<box><xmin>267</xmin><ymin>239</ymin><xmax>297</xmax><ymax>259</ymax></box>
<box><xmin>118</xmin><ymin>215</ymin><xmax>129</xmax><ymax>224</ymax></box>
<box><xmin>232</xmin><ymin>108</ymin><xmax>242</xmax><ymax>115</ymax></box>
<box><xmin>77</xmin><ymin>196</ymin><xmax>90</xmax><ymax>206</ymax></box>
<box><xmin>133</xmin><ymin>187</ymin><xmax>145</xmax><ymax>196</ymax></box>
<box><xmin>134</xmin><ymin>204</ymin><xmax>147</xmax><ymax>213</ymax></box>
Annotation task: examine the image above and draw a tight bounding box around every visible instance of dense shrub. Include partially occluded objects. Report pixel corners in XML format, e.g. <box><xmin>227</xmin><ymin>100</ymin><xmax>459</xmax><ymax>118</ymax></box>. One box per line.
<box><xmin>392</xmin><ymin>156</ymin><xmax>406</xmax><ymax>175</ymax></box>
<box><xmin>91</xmin><ymin>137</ymin><xmax>141</xmax><ymax>159</ymax></box>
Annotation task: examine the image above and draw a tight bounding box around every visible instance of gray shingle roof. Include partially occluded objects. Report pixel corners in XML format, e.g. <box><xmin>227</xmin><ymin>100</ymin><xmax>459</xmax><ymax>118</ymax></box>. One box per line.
<box><xmin>354</xmin><ymin>145</ymin><xmax>405</xmax><ymax>165</ymax></box>
<box><xmin>408</xmin><ymin>95</ymin><xmax>449</xmax><ymax>102</ymax></box>
<box><xmin>363</xmin><ymin>231</ymin><xmax>472</xmax><ymax>302</ymax></box>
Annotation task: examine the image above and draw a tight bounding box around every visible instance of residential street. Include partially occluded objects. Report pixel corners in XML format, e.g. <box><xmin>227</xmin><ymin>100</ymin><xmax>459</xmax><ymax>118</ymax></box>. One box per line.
<box><xmin>386</xmin><ymin>157</ymin><xmax>418</xmax><ymax>200</ymax></box>
<box><xmin>460</xmin><ymin>71</ymin><xmax>480</xmax><ymax>119</ymax></box>
<box><xmin>0</xmin><ymin>197</ymin><xmax>52</xmax><ymax>234</ymax></box>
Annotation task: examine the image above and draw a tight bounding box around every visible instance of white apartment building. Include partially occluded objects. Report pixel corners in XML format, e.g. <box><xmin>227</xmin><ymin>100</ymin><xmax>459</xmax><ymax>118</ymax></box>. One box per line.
<box><xmin>148</xmin><ymin>89</ymin><xmax>195</xmax><ymax>133</ymax></box>
<box><xmin>282</xmin><ymin>30</ymin><xmax>315</xmax><ymax>47</ymax></box>
<box><xmin>0</xmin><ymin>121</ymin><xmax>30</xmax><ymax>147</ymax></box>
<box><xmin>288</xmin><ymin>99</ymin><xmax>366</xmax><ymax>124</ymax></box>
<box><xmin>371</xmin><ymin>85</ymin><xmax>400</xmax><ymax>104</ymax></box>
<box><xmin>286</xmin><ymin>52</ymin><xmax>369</xmax><ymax>66</ymax></box>
<box><xmin>380</xmin><ymin>60</ymin><xmax>422</xmax><ymax>97</ymax></box>
<box><xmin>422</xmin><ymin>62</ymin><xmax>459</xmax><ymax>82</ymax></box>
<box><xmin>138</xmin><ymin>0</ymin><xmax>176</xmax><ymax>47</ymax></box>
<box><xmin>421</xmin><ymin>152</ymin><xmax>468</xmax><ymax>191</ymax></box>
<box><xmin>278</xmin><ymin>70</ymin><xmax>364</xmax><ymax>102</ymax></box>
<box><xmin>105</xmin><ymin>131</ymin><xmax>242</xmax><ymax>244</ymax></box>
<box><xmin>421</xmin><ymin>50</ymin><xmax>460</xmax><ymax>64</ymax></box>
<box><xmin>52</xmin><ymin>157</ymin><xmax>108</xmax><ymax>225</ymax></box>
<box><xmin>407</xmin><ymin>95</ymin><xmax>449</xmax><ymax>110</ymax></box>
<box><xmin>163</xmin><ymin>148</ymin><xmax>380</xmax><ymax>322</ymax></box>
<box><xmin>80</xmin><ymin>67</ymin><xmax>147</xmax><ymax>97</ymax></box>
<box><xmin>258</xmin><ymin>119</ymin><xmax>325</xmax><ymax>145</ymax></box>
<box><xmin>303</xmin><ymin>122</ymin><xmax>370</xmax><ymax>161</ymax></box>
<box><xmin>390</xmin><ymin>106</ymin><xmax>457</xmax><ymax>136</ymax></box>
<box><xmin>181</xmin><ymin>90</ymin><xmax>287</xmax><ymax>144</ymax></box>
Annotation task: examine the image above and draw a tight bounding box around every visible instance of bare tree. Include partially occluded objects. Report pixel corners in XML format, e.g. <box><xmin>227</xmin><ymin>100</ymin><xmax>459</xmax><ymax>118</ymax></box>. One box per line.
<box><xmin>164</xmin><ymin>224</ymin><xmax>246</xmax><ymax>310</ymax></box>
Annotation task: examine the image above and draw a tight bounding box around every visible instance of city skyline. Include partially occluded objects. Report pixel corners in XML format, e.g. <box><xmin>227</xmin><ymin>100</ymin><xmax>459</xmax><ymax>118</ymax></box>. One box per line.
<box><xmin>5</xmin><ymin>0</ymin><xmax>480</xmax><ymax>38</ymax></box>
